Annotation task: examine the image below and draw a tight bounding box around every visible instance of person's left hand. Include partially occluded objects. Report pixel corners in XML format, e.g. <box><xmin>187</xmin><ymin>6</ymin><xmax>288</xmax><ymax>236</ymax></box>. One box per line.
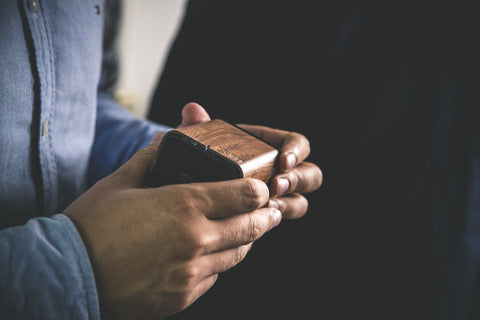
<box><xmin>236</xmin><ymin>123</ymin><xmax>322</xmax><ymax>220</ymax></box>
<box><xmin>155</xmin><ymin>102</ymin><xmax>323</xmax><ymax>220</ymax></box>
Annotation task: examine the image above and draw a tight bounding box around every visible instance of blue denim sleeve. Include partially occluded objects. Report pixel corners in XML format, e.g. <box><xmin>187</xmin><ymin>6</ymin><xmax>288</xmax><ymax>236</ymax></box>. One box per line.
<box><xmin>0</xmin><ymin>214</ymin><xmax>100</xmax><ymax>320</ymax></box>
<box><xmin>88</xmin><ymin>92</ymin><xmax>172</xmax><ymax>184</ymax></box>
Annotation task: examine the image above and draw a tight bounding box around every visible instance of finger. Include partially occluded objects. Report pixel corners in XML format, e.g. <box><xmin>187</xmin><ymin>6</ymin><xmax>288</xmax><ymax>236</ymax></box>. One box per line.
<box><xmin>191</xmin><ymin>274</ymin><xmax>218</xmax><ymax>304</ymax></box>
<box><xmin>173</xmin><ymin>274</ymin><xmax>218</xmax><ymax>316</ymax></box>
<box><xmin>200</xmin><ymin>243</ymin><xmax>252</xmax><ymax>278</ymax></box>
<box><xmin>238</xmin><ymin>124</ymin><xmax>311</xmax><ymax>172</ymax></box>
<box><xmin>269</xmin><ymin>161</ymin><xmax>323</xmax><ymax>197</ymax></box>
<box><xmin>185</xmin><ymin>178</ymin><xmax>270</xmax><ymax>219</ymax></box>
<box><xmin>149</xmin><ymin>131</ymin><xmax>165</xmax><ymax>144</ymax></box>
<box><xmin>109</xmin><ymin>140</ymin><xmax>162</xmax><ymax>187</ymax></box>
<box><xmin>179</xmin><ymin>102</ymin><xmax>211</xmax><ymax>127</ymax></box>
<box><xmin>208</xmin><ymin>207</ymin><xmax>282</xmax><ymax>252</ymax></box>
<box><xmin>269</xmin><ymin>194</ymin><xmax>309</xmax><ymax>220</ymax></box>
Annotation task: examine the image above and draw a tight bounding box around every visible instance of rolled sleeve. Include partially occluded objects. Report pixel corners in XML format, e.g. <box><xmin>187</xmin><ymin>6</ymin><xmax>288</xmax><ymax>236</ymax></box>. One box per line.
<box><xmin>0</xmin><ymin>214</ymin><xmax>100</xmax><ymax>320</ymax></box>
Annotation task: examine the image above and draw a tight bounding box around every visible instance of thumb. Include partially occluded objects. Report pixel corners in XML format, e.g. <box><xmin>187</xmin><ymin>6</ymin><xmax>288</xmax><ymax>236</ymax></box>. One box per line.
<box><xmin>112</xmin><ymin>140</ymin><xmax>161</xmax><ymax>188</ymax></box>
<box><xmin>179</xmin><ymin>102</ymin><xmax>211</xmax><ymax>127</ymax></box>
<box><xmin>149</xmin><ymin>131</ymin><xmax>165</xmax><ymax>144</ymax></box>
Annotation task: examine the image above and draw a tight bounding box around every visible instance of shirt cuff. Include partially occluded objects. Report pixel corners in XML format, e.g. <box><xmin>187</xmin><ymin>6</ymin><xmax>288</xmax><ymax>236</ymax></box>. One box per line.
<box><xmin>0</xmin><ymin>214</ymin><xmax>100</xmax><ymax>319</ymax></box>
<box><xmin>53</xmin><ymin>214</ymin><xmax>100</xmax><ymax>319</ymax></box>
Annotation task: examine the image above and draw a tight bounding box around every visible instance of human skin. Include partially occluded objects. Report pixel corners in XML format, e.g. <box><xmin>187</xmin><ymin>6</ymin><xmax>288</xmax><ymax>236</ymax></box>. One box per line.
<box><xmin>64</xmin><ymin>103</ymin><xmax>322</xmax><ymax>319</ymax></box>
<box><xmin>177</xmin><ymin>103</ymin><xmax>323</xmax><ymax>220</ymax></box>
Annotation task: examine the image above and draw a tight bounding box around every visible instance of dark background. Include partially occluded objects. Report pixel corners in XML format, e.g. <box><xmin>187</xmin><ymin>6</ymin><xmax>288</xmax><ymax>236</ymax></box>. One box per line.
<box><xmin>147</xmin><ymin>1</ymin><xmax>480</xmax><ymax>319</ymax></box>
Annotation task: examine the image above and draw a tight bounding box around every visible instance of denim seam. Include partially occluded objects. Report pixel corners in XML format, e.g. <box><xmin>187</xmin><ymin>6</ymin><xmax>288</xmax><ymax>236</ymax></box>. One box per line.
<box><xmin>38</xmin><ymin>0</ymin><xmax>58</xmax><ymax>214</ymax></box>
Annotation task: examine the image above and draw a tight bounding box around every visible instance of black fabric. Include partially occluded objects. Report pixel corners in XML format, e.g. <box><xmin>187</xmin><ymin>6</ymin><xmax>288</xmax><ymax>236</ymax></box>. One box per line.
<box><xmin>148</xmin><ymin>1</ymin><xmax>480</xmax><ymax>319</ymax></box>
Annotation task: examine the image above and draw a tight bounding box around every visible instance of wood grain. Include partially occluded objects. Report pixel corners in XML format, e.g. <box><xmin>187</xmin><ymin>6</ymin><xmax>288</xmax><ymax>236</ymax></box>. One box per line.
<box><xmin>176</xmin><ymin>119</ymin><xmax>279</xmax><ymax>182</ymax></box>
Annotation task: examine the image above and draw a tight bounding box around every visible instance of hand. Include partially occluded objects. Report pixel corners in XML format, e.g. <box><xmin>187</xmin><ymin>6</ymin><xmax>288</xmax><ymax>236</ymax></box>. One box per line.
<box><xmin>172</xmin><ymin>102</ymin><xmax>323</xmax><ymax>220</ymax></box>
<box><xmin>238</xmin><ymin>124</ymin><xmax>323</xmax><ymax>220</ymax></box>
<box><xmin>147</xmin><ymin>102</ymin><xmax>210</xmax><ymax>145</ymax></box>
<box><xmin>64</xmin><ymin>140</ymin><xmax>281</xmax><ymax>318</ymax></box>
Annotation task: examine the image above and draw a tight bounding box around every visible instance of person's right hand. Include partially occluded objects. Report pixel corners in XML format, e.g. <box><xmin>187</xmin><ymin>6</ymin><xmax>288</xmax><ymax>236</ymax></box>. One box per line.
<box><xmin>64</xmin><ymin>140</ymin><xmax>282</xmax><ymax>319</ymax></box>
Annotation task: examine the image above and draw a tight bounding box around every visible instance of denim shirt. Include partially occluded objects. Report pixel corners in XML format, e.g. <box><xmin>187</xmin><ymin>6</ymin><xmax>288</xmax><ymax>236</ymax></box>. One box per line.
<box><xmin>0</xmin><ymin>0</ymin><xmax>169</xmax><ymax>318</ymax></box>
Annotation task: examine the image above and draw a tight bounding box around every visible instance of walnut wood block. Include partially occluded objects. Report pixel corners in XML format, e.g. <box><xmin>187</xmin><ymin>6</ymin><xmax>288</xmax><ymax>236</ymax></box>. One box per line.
<box><xmin>175</xmin><ymin>119</ymin><xmax>279</xmax><ymax>182</ymax></box>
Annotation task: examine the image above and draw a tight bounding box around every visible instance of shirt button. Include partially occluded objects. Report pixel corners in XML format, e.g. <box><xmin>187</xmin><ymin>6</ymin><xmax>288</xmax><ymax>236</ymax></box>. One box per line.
<box><xmin>41</xmin><ymin>120</ymin><xmax>47</xmax><ymax>137</ymax></box>
<box><xmin>30</xmin><ymin>0</ymin><xmax>37</xmax><ymax>12</ymax></box>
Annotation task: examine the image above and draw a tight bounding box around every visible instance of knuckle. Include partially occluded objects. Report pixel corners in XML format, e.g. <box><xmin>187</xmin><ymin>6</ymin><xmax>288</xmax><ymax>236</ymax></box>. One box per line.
<box><xmin>160</xmin><ymin>267</ymin><xmax>199</xmax><ymax>314</ymax></box>
<box><xmin>171</xmin><ymin>263</ymin><xmax>199</xmax><ymax>290</ymax></box>
<box><xmin>180</xmin><ymin>195</ymin><xmax>197</xmax><ymax>213</ymax></box>
<box><xmin>232</xmin><ymin>246</ymin><xmax>248</xmax><ymax>266</ymax></box>
<box><xmin>185</xmin><ymin>229</ymin><xmax>211</xmax><ymax>256</ymax></box>
<box><xmin>183</xmin><ymin>264</ymin><xmax>200</xmax><ymax>283</ymax></box>
<box><xmin>247</xmin><ymin>213</ymin><xmax>262</xmax><ymax>242</ymax></box>
<box><xmin>242</xmin><ymin>178</ymin><xmax>268</xmax><ymax>210</ymax></box>
<box><xmin>172</xmin><ymin>186</ymin><xmax>200</xmax><ymax>213</ymax></box>
<box><xmin>217</xmin><ymin>247</ymin><xmax>246</xmax><ymax>274</ymax></box>
<box><xmin>231</xmin><ymin>249</ymin><xmax>242</xmax><ymax>267</ymax></box>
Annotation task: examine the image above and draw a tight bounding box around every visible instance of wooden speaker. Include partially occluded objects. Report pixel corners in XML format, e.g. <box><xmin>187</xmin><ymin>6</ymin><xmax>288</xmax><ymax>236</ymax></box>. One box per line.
<box><xmin>145</xmin><ymin>119</ymin><xmax>279</xmax><ymax>187</ymax></box>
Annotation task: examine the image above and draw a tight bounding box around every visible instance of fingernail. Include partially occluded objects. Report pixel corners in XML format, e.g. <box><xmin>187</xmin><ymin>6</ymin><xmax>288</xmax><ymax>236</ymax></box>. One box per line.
<box><xmin>276</xmin><ymin>178</ymin><xmax>289</xmax><ymax>196</ymax></box>
<box><xmin>285</xmin><ymin>152</ymin><xmax>297</xmax><ymax>171</ymax></box>
<box><xmin>268</xmin><ymin>198</ymin><xmax>280</xmax><ymax>210</ymax></box>
<box><xmin>272</xmin><ymin>209</ymin><xmax>282</xmax><ymax>227</ymax></box>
